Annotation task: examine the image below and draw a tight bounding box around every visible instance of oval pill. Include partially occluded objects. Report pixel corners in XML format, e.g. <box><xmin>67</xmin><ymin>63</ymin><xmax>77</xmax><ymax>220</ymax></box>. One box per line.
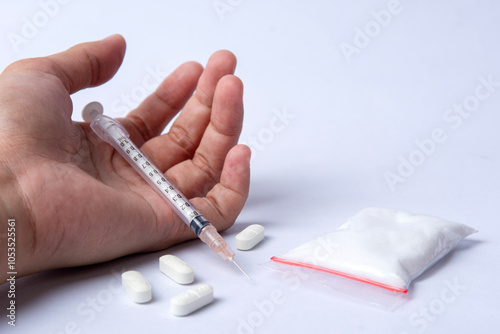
<box><xmin>235</xmin><ymin>224</ymin><xmax>265</xmax><ymax>250</ymax></box>
<box><xmin>121</xmin><ymin>270</ymin><xmax>152</xmax><ymax>303</ymax></box>
<box><xmin>159</xmin><ymin>255</ymin><xmax>194</xmax><ymax>284</ymax></box>
<box><xmin>171</xmin><ymin>284</ymin><xmax>214</xmax><ymax>316</ymax></box>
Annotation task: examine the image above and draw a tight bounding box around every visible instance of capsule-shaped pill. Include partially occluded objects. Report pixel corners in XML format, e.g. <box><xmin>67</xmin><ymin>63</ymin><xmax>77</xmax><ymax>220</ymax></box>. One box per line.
<box><xmin>159</xmin><ymin>255</ymin><xmax>194</xmax><ymax>284</ymax></box>
<box><xmin>235</xmin><ymin>224</ymin><xmax>265</xmax><ymax>250</ymax></box>
<box><xmin>171</xmin><ymin>284</ymin><xmax>214</xmax><ymax>316</ymax></box>
<box><xmin>122</xmin><ymin>270</ymin><xmax>152</xmax><ymax>303</ymax></box>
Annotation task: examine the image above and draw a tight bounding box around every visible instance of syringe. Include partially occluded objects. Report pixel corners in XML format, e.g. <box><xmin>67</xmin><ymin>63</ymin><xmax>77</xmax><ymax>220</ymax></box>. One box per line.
<box><xmin>82</xmin><ymin>102</ymin><xmax>250</xmax><ymax>280</ymax></box>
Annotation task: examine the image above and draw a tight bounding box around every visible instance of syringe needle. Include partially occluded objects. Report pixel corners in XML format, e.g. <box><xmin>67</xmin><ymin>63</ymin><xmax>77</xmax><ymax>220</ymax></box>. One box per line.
<box><xmin>231</xmin><ymin>259</ymin><xmax>251</xmax><ymax>281</ymax></box>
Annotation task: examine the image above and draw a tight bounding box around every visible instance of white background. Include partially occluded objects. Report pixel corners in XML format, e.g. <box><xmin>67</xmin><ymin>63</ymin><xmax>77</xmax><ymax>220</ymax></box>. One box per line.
<box><xmin>1</xmin><ymin>0</ymin><xmax>499</xmax><ymax>333</ymax></box>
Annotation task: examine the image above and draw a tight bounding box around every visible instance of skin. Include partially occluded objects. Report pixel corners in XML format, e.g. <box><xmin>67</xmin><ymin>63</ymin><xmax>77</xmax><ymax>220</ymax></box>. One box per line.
<box><xmin>0</xmin><ymin>35</ymin><xmax>251</xmax><ymax>283</ymax></box>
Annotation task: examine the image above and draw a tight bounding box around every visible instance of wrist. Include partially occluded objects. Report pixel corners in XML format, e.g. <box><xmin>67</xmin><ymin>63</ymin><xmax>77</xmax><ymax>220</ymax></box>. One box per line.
<box><xmin>0</xmin><ymin>161</ymin><xmax>31</xmax><ymax>284</ymax></box>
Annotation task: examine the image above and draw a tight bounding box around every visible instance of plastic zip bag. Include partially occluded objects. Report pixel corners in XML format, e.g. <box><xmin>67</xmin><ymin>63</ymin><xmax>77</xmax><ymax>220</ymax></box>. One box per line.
<box><xmin>271</xmin><ymin>208</ymin><xmax>477</xmax><ymax>293</ymax></box>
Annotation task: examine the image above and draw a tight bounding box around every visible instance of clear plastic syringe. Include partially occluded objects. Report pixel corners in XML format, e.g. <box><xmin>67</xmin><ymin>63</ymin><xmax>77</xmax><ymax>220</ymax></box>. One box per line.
<box><xmin>82</xmin><ymin>102</ymin><xmax>250</xmax><ymax>280</ymax></box>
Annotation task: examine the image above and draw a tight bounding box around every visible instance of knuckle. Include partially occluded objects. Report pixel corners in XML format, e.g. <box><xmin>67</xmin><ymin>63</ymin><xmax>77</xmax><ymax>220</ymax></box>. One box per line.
<box><xmin>192</xmin><ymin>152</ymin><xmax>219</xmax><ymax>183</ymax></box>
<box><xmin>167</xmin><ymin>125</ymin><xmax>196</xmax><ymax>155</ymax></box>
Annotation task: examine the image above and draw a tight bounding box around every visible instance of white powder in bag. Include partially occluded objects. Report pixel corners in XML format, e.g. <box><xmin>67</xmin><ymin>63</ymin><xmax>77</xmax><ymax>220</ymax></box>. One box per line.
<box><xmin>272</xmin><ymin>208</ymin><xmax>477</xmax><ymax>292</ymax></box>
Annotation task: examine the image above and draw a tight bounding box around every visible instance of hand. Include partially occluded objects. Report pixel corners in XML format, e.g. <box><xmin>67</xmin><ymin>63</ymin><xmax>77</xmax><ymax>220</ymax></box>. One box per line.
<box><xmin>0</xmin><ymin>35</ymin><xmax>250</xmax><ymax>281</ymax></box>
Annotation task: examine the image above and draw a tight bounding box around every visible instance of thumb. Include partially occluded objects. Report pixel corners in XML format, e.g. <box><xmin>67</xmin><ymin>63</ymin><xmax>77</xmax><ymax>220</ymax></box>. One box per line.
<box><xmin>4</xmin><ymin>34</ymin><xmax>126</xmax><ymax>94</ymax></box>
<box><xmin>48</xmin><ymin>34</ymin><xmax>126</xmax><ymax>94</ymax></box>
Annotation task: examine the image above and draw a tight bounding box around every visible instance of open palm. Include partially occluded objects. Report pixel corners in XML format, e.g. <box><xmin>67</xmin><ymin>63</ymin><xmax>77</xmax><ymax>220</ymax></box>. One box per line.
<box><xmin>0</xmin><ymin>35</ymin><xmax>250</xmax><ymax>279</ymax></box>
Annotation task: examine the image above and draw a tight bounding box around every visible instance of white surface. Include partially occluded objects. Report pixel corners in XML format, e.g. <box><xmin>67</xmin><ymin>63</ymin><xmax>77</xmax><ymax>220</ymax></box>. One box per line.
<box><xmin>1</xmin><ymin>0</ymin><xmax>499</xmax><ymax>333</ymax></box>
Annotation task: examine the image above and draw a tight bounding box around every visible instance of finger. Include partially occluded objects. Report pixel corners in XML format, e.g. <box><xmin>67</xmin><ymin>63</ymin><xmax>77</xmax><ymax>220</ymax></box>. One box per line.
<box><xmin>4</xmin><ymin>34</ymin><xmax>126</xmax><ymax>94</ymax></box>
<box><xmin>140</xmin><ymin>50</ymin><xmax>237</xmax><ymax>171</ymax></box>
<box><xmin>192</xmin><ymin>74</ymin><xmax>244</xmax><ymax>183</ymax></box>
<box><xmin>172</xmin><ymin>144</ymin><xmax>251</xmax><ymax>242</ymax></box>
<box><xmin>191</xmin><ymin>50</ymin><xmax>237</xmax><ymax>108</ymax></box>
<box><xmin>122</xmin><ymin>61</ymin><xmax>203</xmax><ymax>145</ymax></box>
<box><xmin>193</xmin><ymin>144</ymin><xmax>251</xmax><ymax>232</ymax></box>
<box><xmin>152</xmin><ymin>75</ymin><xmax>243</xmax><ymax>199</ymax></box>
<box><xmin>48</xmin><ymin>34</ymin><xmax>126</xmax><ymax>94</ymax></box>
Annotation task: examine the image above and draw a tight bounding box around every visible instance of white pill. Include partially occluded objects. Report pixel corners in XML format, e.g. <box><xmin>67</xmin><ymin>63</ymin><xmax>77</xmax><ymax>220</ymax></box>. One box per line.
<box><xmin>171</xmin><ymin>284</ymin><xmax>214</xmax><ymax>316</ymax></box>
<box><xmin>121</xmin><ymin>270</ymin><xmax>152</xmax><ymax>303</ymax></box>
<box><xmin>235</xmin><ymin>224</ymin><xmax>265</xmax><ymax>250</ymax></box>
<box><xmin>159</xmin><ymin>255</ymin><xmax>194</xmax><ymax>284</ymax></box>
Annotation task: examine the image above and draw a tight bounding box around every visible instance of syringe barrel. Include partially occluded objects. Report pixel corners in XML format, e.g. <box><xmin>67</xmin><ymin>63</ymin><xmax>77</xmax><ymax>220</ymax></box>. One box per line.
<box><xmin>90</xmin><ymin>114</ymin><xmax>130</xmax><ymax>144</ymax></box>
<box><xmin>90</xmin><ymin>114</ymin><xmax>209</xmax><ymax>233</ymax></box>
